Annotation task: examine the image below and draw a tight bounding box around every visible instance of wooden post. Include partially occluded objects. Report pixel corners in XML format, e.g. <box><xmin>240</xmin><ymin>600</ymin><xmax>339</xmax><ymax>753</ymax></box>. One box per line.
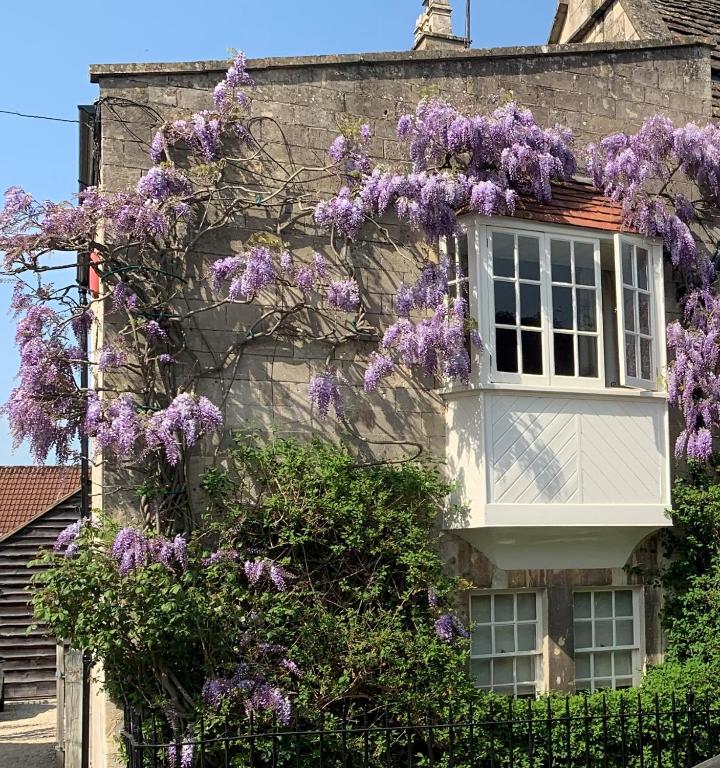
<box><xmin>64</xmin><ymin>649</ymin><xmax>84</xmax><ymax>768</ymax></box>
<box><xmin>56</xmin><ymin>644</ymin><xmax>65</xmax><ymax>768</ymax></box>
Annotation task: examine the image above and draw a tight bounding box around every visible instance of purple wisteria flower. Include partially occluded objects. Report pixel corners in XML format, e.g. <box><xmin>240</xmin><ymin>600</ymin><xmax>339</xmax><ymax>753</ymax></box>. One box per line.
<box><xmin>308</xmin><ymin>371</ymin><xmax>344</xmax><ymax>419</ymax></box>
<box><xmin>97</xmin><ymin>345</ymin><xmax>127</xmax><ymax>372</ymax></box>
<box><xmin>136</xmin><ymin>167</ymin><xmax>192</xmax><ymax>203</ymax></box>
<box><xmin>326</xmin><ymin>279</ymin><xmax>359</xmax><ymax>312</ymax></box>
<box><xmin>434</xmin><ymin>613</ymin><xmax>469</xmax><ymax>643</ymax></box>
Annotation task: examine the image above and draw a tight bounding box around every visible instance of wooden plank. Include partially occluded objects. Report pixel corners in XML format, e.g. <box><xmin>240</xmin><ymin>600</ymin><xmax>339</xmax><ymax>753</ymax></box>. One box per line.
<box><xmin>64</xmin><ymin>650</ymin><xmax>83</xmax><ymax>768</ymax></box>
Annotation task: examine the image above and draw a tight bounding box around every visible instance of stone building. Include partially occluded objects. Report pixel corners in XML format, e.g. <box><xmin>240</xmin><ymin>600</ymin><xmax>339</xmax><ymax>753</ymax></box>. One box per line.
<box><xmin>78</xmin><ymin>0</ymin><xmax>719</xmax><ymax>764</ymax></box>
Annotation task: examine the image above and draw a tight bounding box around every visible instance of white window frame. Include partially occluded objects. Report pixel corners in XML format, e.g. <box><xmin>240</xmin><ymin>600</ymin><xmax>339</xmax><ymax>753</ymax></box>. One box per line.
<box><xmin>614</xmin><ymin>234</ymin><xmax>663</xmax><ymax>391</ymax></box>
<box><xmin>572</xmin><ymin>587</ymin><xmax>644</xmax><ymax>692</ymax></box>
<box><xmin>471</xmin><ymin>217</ymin><xmax>665</xmax><ymax>393</ymax></box>
<box><xmin>468</xmin><ymin>589</ymin><xmax>545</xmax><ymax>696</ymax></box>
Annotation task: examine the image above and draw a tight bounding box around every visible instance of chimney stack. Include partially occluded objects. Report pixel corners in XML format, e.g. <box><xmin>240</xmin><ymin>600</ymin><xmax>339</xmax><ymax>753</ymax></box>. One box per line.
<box><xmin>413</xmin><ymin>0</ymin><xmax>468</xmax><ymax>51</ymax></box>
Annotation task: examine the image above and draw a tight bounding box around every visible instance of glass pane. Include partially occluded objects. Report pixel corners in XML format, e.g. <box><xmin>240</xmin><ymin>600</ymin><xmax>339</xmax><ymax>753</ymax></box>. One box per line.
<box><xmin>575</xmin><ymin>622</ymin><xmax>592</xmax><ymax>650</ymax></box>
<box><xmin>517</xmin><ymin>623</ymin><xmax>537</xmax><ymax>652</ymax></box>
<box><xmin>552</xmin><ymin>287</ymin><xmax>573</xmax><ymax>330</ymax></box>
<box><xmin>640</xmin><ymin>337</ymin><xmax>652</xmax><ymax>381</ymax></box>
<box><xmin>625</xmin><ymin>334</ymin><xmax>637</xmax><ymax>378</ymax></box>
<box><xmin>616</xmin><ymin>619</ymin><xmax>634</xmax><ymax>647</ymax></box>
<box><xmin>622</xmin><ymin>242</ymin><xmax>634</xmax><ymax>285</ymax></box>
<box><xmin>576</xmin><ymin>680</ymin><xmax>591</xmax><ymax>692</ymax></box>
<box><xmin>578</xmin><ymin>336</ymin><xmax>598</xmax><ymax>378</ymax></box>
<box><xmin>595</xmin><ymin>678</ymin><xmax>613</xmax><ymax>690</ymax></box>
<box><xmin>518</xmin><ymin>236</ymin><xmax>540</xmax><ymax>280</ymax></box>
<box><xmin>574</xmin><ymin>592</ymin><xmax>591</xmax><ymax>619</ymax></box>
<box><xmin>494</xmin><ymin>594</ymin><xmax>514</xmax><ymax>622</ymax></box>
<box><xmin>637</xmin><ymin>248</ymin><xmax>649</xmax><ymax>290</ymax></box>
<box><xmin>614</xmin><ymin>650</ymin><xmax>633</xmax><ymax>676</ymax></box>
<box><xmin>521</xmin><ymin>331</ymin><xmax>543</xmax><ymax>375</ymax></box>
<box><xmin>623</xmin><ymin>289</ymin><xmax>636</xmax><ymax>332</ymax></box>
<box><xmin>470</xmin><ymin>659</ymin><xmax>491</xmax><ymax>687</ymax></box>
<box><xmin>576</xmin><ymin>289</ymin><xmax>597</xmax><ymax>332</ymax></box>
<box><xmin>595</xmin><ymin>592</ymin><xmax>613</xmax><ymax>618</ymax></box>
<box><xmin>551</xmin><ymin>240</ymin><xmax>572</xmax><ymax>282</ymax></box>
<box><xmin>516</xmin><ymin>684</ymin><xmax>536</xmax><ymax>697</ymax></box>
<box><xmin>520</xmin><ymin>284</ymin><xmax>541</xmax><ymax>327</ymax></box>
<box><xmin>615</xmin><ymin>591</ymin><xmax>633</xmax><ymax>617</ymax></box>
<box><xmin>495</xmin><ymin>282</ymin><xmax>516</xmax><ymax>325</ymax></box>
<box><xmin>495</xmin><ymin>625</ymin><xmax>515</xmax><ymax>654</ymax></box>
<box><xmin>595</xmin><ymin>652</ymin><xmax>612</xmax><ymax>678</ymax></box>
<box><xmin>639</xmin><ymin>293</ymin><xmax>651</xmax><ymax>335</ymax></box>
<box><xmin>517</xmin><ymin>593</ymin><xmax>536</xmax><ymax>621</ymax></box>
<box><xmin>471</xmin><ymin>625</ymin><xmax>492</xmax><ymax>656</ymax></box>
<box><xmin>516</xmin><ymin>655</ymin><xmax>534</xmax><ymax>682</ymax></box>
<box><xmin>575</xmin><ymin>242</ymin><xmax>596</xmax><ymax>285</ymax></box>
<box><xmin>595</xmin><ymin>620</ymin><xmax>614</xmax><ymax>647</ymax></box>
<box><xmin>616</xmin><ymin>677</ymin><xmax>633</xmax><ymax>689</ymax></box>
<box><xmin>575</xmin><ymin>654</ymin><xmax>591</xmax><ymax>680</ymax></box>
<box><xmin>496</xmin><ymin>329</ymin><xmax>518</xmax><ymax>373</ymax></box>
<box><xmin>471</xmin><ymin>595</ymin><xmax>492</xmax><ymax>623</ymax></box>
<box><xmin>458</xmin><ymin>234</ymin><xmax>469</xmax><ymax>279</ymax></box>
<box><xmin>493</xmin><ymin>233</ymin><xmax>515</xmax><ymax>277</ymax></box>
<box><xmin>494</xmin><ymin>657</ymin><xmax>514</xmax><ymax>685</ymax></box>
<box><xmin>554</xmin><ymin>333</ymin><xmax>575</xmax><ymax>377</ymax></box>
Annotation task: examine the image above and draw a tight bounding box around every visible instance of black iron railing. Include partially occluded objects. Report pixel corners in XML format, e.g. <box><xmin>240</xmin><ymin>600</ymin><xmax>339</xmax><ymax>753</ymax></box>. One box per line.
<box><xmin>122</xmin><ymin>692</ymin><xmax>720</xmax><ymax>768</ymax></box>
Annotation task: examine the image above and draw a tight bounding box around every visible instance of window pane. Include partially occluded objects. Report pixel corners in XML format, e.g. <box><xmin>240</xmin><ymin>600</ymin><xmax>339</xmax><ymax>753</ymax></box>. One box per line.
<box><xmin>494</xmin><ymin>657</ymin><xmax>514</xmax><ymax>685</ymax></box>
<box><xmin>637</xmin><ymin>248</ymin><xmax>649</xmax><ymax>290</ymax></box>
<box><xmin>493</xmin><ymin>233</ymin><xmax>515</xmax><ymax>277</ymax></box>
<box><xmin>495</xmin><ymin>625</ymin><xmax>516</xmax><ymax>654</ymax></box>
<box><xmin>575</xmin><ymin>622</ymin><xmax>592</xmax><ymax>650</ymax></box>
<box><xmin>554</xmin><ymin>334</ymin><xmax>575</xmax><ymax>376</ymax></box>
<box><xmin>517</xmin><ymin>593</ymin><xmax>536</xmax><ymax>621</ymax></box>
<box><xmin>552</xmin><ymin>287</ymin><xmax>573</xmax><ymax>330</ymax></box>
<box><xmin>496</xmin><ymin>329</ymin><xmax>518</xmax><ymax>373</ymax></box>
<box><xmin>615</xmin><ymin>677</ymin><xmax>633</xmax><ymax>689</ymax></box>
<box><xmin>614</xmin><ymin>650</ymin><xmax>633</xmax><ymax>676</ymax></box>
<box><xmin>623</xmin><ymin>289</ymin><xmax>636</xmax><ymax>332</ymax></box>
<box><xmin>516</xmin><ymin>684</ymin><xmax>536</xmax><ymax>697</ymax></box>
<box><xmin>638</xmin><ymin>293</ymin><xmax>651</xmax><ymax>335</ymax></box>
<box><xmin>575</xmin><ymin>654</ymin><xmax>591</xmax><ymax>680</ymax></box>
<box><xmin>575</xmin><ymin>592</ymin><xmax>591</xmax><ymax>619</ymax></box>
<box><xmin>471</xmin><ymin>625</ymin><xmax>492</xmax><ymax>656</ymax></box>
<box><xmin>495</xmin><ymin>282</ymin><xmax>516</xmax><ymax>325</ymax></box>
<box><xmin>622</xmin><ymin>242</ymin><xmax>634</xmax><ymax>285</ymax></box>
<box><xmin>470</xmin><ymin>659</ymin><xmax>491</xmax><ymax>687</ymax></box>
<box><xmin>517</xmin><ymin>623</ymin><xmax>537</xmax><ymax>652</ymax></box>
<box><xmin>576</xmin><ymin>679</ymin><xmax>591</xmax><ymax>692</ymax></box>
<box><xmin>494</xmin><ymin>594</ymin><xmax>514</xmax><ymax>622</ymax></box>
<box><xmin>576</xmin><ymin>289</ymin><xmax>597</xmax><ymax>332</ymax></box>
<box><xmin>471</xmin><ymin>595</ymin><xmax>492</xmax><ymax>622</ymax></box>
<box><xmin>616</xmin><ymin>619</ymin><xmax>634</xmax><ymax>646</ymax></box>
<box><xmin>516</xmin><ymin>655</ymin><xmax>534</xmax><ymax>683</ymax></box>
<box><xmin>640</xmin><ymin>337</ymin><xmax>652</xmax><ymax>381</ymax></box>
<box><xmin>519</xmin><ymin>236</ymin><xmax>541</xmax><ymax>280</ymax></box>
<box><xmin>520</xmin><ymin>284</ymin><xmax>541</xmax><ymax>327</ymax></box>
<box><xmin>578</xmin><ymin>336</ymin><xmax>598</xmax><ymax>378</ymax></box>
<box><xmin>551</xmin><ymin>240</ymin><xmax>572</xmax><ymax>282</ymax></box>
<box><xmin>458</xmin><ymin>233</ymin><xmax>469</xmax><ymax>279</ymax></box>
<box><xmin>594</xmin><ymin>652</ymin><xmax>612</xmax><ymax>678</ymax></box>
<box><xmin>521</xmin><ymin>331</ymin><xmax>543</xmax><ymax>375</ymax></box>
<box><xmin>615</xmin><ymin>591</ymin><xmax>633</xmax><ymax>617</ymax></box>
<box><xmin>595</xmin><ymin>592</ymin><xmax>613</xmax><ymax>618</ymax></box>
<box><xmin>494</xmin><ymin>685</ymin><xmax>515</xmax><ymax>696</ymax></box>
<box><xmin>595</xmin><ymin>678</ymin><xmax>613</xmax><ymax>690</ymax></box>
<box><xmin>575</xmin><ymin>243</ymin><xmax>596</xmax><ymax>285</ymax></box>
<box><xmin>595</xmin><ymin>620</ymin><xmax>614</xmax><ymax>647</ymax></box>
<box><xmin>625</xmin><ymin>334</ymin><xmax>637</xmax><ymax>378</ymax></box>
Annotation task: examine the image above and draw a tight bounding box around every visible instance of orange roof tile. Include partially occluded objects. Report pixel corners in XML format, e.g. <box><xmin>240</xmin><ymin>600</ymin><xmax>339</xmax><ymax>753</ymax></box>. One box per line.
<box><xmin>0</xmin><ymin>466</ymin><xmax>81</xmax><ymax>538</ymax></box>
<box><xmin>513</xmin><ymin>181</ymin><xmax>633</xmax><ymax>233</ymax></box>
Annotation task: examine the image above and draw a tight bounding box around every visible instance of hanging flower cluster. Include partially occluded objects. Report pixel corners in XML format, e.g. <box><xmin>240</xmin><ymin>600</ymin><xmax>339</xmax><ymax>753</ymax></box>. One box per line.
<box><xmin>84</xmin><ymin>392</ymin><xmax>223</xmax><ymax>466</ymax></box>
<box><xmin>315</xmin><ymin>99</ymin><xmax>576</xmax><ymax>241</ymax></box>
<box><xmin>110</xmin><ymin>527</ymin><xmax>189</xmax><ymax>576</ymax></box>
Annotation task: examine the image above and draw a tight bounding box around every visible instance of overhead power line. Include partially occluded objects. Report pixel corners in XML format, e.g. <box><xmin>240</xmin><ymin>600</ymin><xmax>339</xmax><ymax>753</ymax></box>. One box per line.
<box><xmin>0</xmin><ymin>108</ymin><xmax>79</xmax><ymax>124</ymax></box>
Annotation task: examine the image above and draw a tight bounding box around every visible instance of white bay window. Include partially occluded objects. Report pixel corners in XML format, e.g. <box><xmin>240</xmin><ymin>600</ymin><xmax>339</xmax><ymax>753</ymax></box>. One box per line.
<box><xmin>469</xmin><ymin>221</ymin><xmax>665</xmax><ymax>392</ymax></box>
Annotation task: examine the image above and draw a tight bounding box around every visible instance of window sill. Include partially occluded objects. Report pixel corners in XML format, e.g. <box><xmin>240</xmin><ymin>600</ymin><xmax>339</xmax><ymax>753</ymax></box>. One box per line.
<box><xmin>439</xmin><ymin>380</ymin><xmax>668</xmax><ymax>400</ymax></box>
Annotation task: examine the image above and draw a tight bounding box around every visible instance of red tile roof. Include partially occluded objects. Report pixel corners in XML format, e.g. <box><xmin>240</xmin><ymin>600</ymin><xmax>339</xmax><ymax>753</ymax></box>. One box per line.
<box><xmin>513</xmin><ymin>181</ymin><xmax>632</xmax><ymax>233</ymax></box>
<box><xmin>0</xmin><ymin>466</ymin><xmax>81</xmax><ymax>538</ymax></box>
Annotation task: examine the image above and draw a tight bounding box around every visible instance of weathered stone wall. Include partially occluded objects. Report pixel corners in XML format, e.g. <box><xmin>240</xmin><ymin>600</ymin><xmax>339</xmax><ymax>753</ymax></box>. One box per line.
<box><xmin>91</xmin><ymin>41</ymin><xmax>713</xmax><ymax>501</ymax></box>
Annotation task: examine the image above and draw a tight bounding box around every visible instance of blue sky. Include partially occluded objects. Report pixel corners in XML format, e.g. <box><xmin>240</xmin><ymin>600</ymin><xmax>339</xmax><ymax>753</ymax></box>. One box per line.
<box><xmin>0</xmin><ymin>0</ymin><xmax>556</xmax><ymax>465</ymax></box>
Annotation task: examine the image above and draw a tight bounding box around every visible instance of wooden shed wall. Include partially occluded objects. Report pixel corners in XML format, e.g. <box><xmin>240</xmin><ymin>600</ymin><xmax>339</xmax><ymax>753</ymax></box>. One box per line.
<box><xmin>0</xmin><ymin>493</ymin><xmax>80</xmax><ymax>700</ymax></box>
